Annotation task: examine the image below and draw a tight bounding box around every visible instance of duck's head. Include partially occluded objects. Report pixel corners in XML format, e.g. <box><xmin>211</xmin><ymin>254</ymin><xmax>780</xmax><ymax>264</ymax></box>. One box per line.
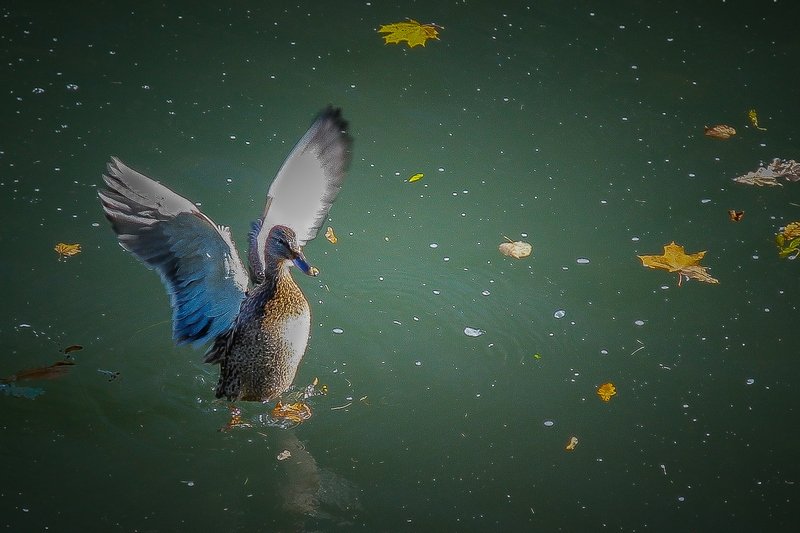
<box><xmin>266</xmin><ymin>225</ymin><xmax>319</xmax><ymax>276</ymax></box>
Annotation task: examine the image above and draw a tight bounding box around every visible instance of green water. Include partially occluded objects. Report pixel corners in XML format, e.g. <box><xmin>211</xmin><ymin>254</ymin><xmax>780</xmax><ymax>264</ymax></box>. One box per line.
<box><xmin>2</xmin><ymin>0</ymin><xmax>798</xmax><ymax>530</ymax></box>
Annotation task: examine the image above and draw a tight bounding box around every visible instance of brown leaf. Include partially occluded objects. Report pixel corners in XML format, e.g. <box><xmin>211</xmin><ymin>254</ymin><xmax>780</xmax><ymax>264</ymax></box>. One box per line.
<box><xmin>1</xmin><ymin>360</ymin><xmax>75</xmax><ymax>383</ymax></box>
<box><xmin>704</xmin><ymin>124</ymin><xmax>736</xmax><ymax>139</ymax></box>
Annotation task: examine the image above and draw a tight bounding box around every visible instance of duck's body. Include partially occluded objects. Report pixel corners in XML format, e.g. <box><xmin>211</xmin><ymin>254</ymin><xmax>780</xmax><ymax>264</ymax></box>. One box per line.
<box><xmin>98</xmin><ymin>108</ymin><xmax>351</xmax><ymax>403</ymax></box>
<box><xmin>207</xmin><ymin>231</ymin><xmax>312</xmax><ymax>401</ymax></box>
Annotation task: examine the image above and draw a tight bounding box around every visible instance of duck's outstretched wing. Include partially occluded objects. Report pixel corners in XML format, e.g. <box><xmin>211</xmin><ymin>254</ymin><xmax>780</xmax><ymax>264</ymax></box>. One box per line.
<box><xmin>98</xmin><ymin>157</ymin><xmax>249</xmax><ymax>346</ymax></box>
<box><xmin>250</xmin><ymin>107</ymin><xmax>352</xmax><ymax>280</ymax></box>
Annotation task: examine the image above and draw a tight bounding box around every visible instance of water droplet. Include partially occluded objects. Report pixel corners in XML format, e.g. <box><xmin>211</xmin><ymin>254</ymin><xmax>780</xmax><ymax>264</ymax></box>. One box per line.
<box><xmin>634</xmin><ymin>320</ymin><xmax>645</xmax><ymax>326</ymax></box>
<box><xmin>543</xmin><ymin>420</ymin><xmax>554</xmax><ymax>427</ymax></box>
<box><xmin>745</xmin><ymin>378</ymin><xmax>755</xmax><ymax>385</ymax></box>
<box><xmin>415</xmin><ymin>361</ymin><xmax>422</xmax><ymax>366</ymax></box>
<box><xmin>332</xmin><ymin>328</ymin><xmax>344</xmax><ymax>334</ymax></box>
<box><xmin>576</xmin><ymin>257</ymin><xmax>590</xmax><ymax>264</ymax></box>
<box><xmin>429</xmin><ymin>243</ymin><xmax>438</xmax><ymax>248</ymax></box>
<box><xmin>553</xmin><ymin>309</ymin><xmax>566</xmax><ymax>319</ymax></box>
<box><xmin>481</xmin><ymin>290</ymin><xmax>491</xmax><ymax>296</ymax></box>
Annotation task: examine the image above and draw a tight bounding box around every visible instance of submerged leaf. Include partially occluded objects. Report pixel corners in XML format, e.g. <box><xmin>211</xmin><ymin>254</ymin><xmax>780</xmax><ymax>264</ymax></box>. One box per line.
<box><xmin>704</xmin><ymin>124</ymin><xmax>736</xmax><ymax>139</ymax></box>
<box><xmin>54</xmin><ymin>242</ymin><xmax>81</xmax><ymax>260</ymax></box>
<box><xmin>1</xmin><ymin>383</ymin><xmax>45</xmax><ymax>399</ymax></box>
<box><xmin>63</xmin><ymin>344</ymin><xmax>83</xmax><ymax>354</ymax></box>
<box><xmin>596</xmin><ymin>382</ymin><xmax>617</xmax><ymax>402</ymax></box>
<box><xmin>1</xmin><ymin>360</ymin><xmax>75</xmax><ymax>383</ymax></box>
<box><xmin>378</xmin><ymin>19</ymin><xmax>441</xmax><ymax>48</ymax></box>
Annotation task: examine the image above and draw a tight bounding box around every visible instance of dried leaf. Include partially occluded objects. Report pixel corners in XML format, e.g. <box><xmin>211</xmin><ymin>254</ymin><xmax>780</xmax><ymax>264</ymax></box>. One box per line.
<box><xmin>325</xmin><ymin>226</ymin><xmax>338</xmax><ymax>244</ymax></box>
<box><xmin>638</xmin><ymin>242</ymin><xmax>719</xmax><ymax>285</ymax></box>
<box><xmin>565</xmin><ymin>436</ymin><xmax>579</xmax><ymax>451</ymax></box>
<box><xmin>378</xmin><ymin>19</ymin><xmax>441</xmax><ymax>48</ymax></box>
<box><xmin>498</xmin><ymin>238</ymin><xmax>532</xmax><ymax>259</ymax></box>
<box><xmin>733</xmin><ymin>159</ymin><xmax>800</xmax><ymax>186</ymax></box>
<box><xmin>783</xmin><ymin>222</ymin><xmax>800</xmax><ymax>239</ymax></box>
<box><xmin>728</xmin><ymin>210</ymin><xmax>744</xmax><ymax>222</ymax></box>
<box><xmin>733</xmin><ymin>173</ymin><xmax>781</xmax><ymax>187</ymax></box>
<box><xmin>704</xmin><ymin>124</ymin><xmax>736</xmax><ymax>139</ymax></box>
<box><xmin>277</xmin><ymin>450</ymin><xmax>292</xmax><ymax>461</ymax></box>
<box><xmin>748</xmin><ymin>109</ymin><xmax>767</xmax><ymax>131</ymax></box>
<box><xmin>679</xmin><ymin>265</ymin><xmax>720</xmax><ymax>285</ymax></box>
<box><xmin>407</xmin><ymin>172</ymin><xmax>424</xmax><ymax>183</ymax></box>
<box><xmin>54</xmin><ymin>242</ymin><xmax>81</xmax><ymax>260</ymax></box>
<box><xmin>768</xmin><ymin>159</ymin><xmax>800</xmax><ymax>182</ymax></box>
<box><xmin>1</xmin><ymin>360</ymin><xmax>75</xmax><ymax>383</ymax></box>
<box><xmin>596</xmin><ymin>382</ymin><xmax>616</xmax><ymax>402</ymax></box>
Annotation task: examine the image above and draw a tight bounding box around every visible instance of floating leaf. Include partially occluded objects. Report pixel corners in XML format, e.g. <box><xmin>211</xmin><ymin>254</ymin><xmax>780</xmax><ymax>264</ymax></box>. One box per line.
<box><xmin>54</xmin><ymin>242</ymin><xmax>81</xmax><ymax>260</ymax></box>
<box><xmin>704</xmin><ymin>124</ymin><xmax>736</xmax><ymax>139</ymax></box>
<box><xmin>498</xmin><ymin>237</ymin><xmax>532</xmax><ymax>259</ymax></box>
<box><xmin>532</xmin><ymin>353</ymin><xmax>542</xmax><ymax>360</ymax></box>
<box><xmin>596</xmin><ymin>382</ymin><xmax>617</xmax><ymax>402</ymax></box>
<box><xmin>728</xmin><ymin>209</ymin><xmax>744</xmax><ymax>222</ymax></box>
<box><xmin>277</xmin><ymin>449</ymin><xmax>292</xmax><ymax>461</ymax></box>
<box><xmin>776</xmin><ymin>221</ymin><xmax>800</xmax><ymax>259</ymax></box>
<box><xmin>565</xmin><ymin>436</ymin><xmax>579</xmax><ymax>451</ymax></box>
<box><xmin>378</xmin><ymin>19</ymin><xmax>441</xmax><ymax>48</ymax></box>
<box><xmin>638</xmin><ymin>242</ymin><xmax>719</xmax><ymax>285</ymax></box>
<box><xmin>733</xmin><ymin>159</ymin><xmax>800</xmax><ymax>186</ymax></box>
<box><xmin>747</xmin><ymin>109</ymin><xmax>767</xmax><ymax>131</ymax></box>
<box><xmin>271</xmin><ymin>400</ymin><xmax>313</xmax><ymax>425</ymax></box>
<box><xmin>325</xmin><ymin>226</ymin><xmax>338</xmax><ymax>244</ymax></box>
<box><xmin>1</xmin><ymin>360</ymin><xmax>75</xmax><ymax>383</ymax></box>
<box><xmin>407</xmin><ymin>172</ymin><xmax>424</xmax><ymax>183</ymax></box>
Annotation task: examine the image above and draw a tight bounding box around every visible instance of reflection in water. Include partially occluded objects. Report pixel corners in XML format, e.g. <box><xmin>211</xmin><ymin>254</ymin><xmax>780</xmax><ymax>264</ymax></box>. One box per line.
<box><xmin>273</xmin><ymin>430</ymin><xmax>362</xmax><ymax>528</ymax></box>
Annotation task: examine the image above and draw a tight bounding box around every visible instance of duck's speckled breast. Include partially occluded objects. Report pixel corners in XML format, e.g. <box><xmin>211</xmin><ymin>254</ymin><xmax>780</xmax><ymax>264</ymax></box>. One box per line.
<box><xmin>224</xmin><ymin>269</ymin><xmax>311</xmax><ymax>402</ymax></box>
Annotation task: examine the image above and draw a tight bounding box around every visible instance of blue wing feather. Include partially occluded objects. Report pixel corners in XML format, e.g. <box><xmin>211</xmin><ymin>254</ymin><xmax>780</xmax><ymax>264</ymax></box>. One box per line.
<box><xmin>98</xmin><ymin>158</ymin><xmax>249</xmax><ymax>346</ymax></box>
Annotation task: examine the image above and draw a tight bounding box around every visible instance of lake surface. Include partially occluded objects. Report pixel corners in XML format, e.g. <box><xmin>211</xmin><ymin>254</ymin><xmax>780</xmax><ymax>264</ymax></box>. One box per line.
<box><xmin>2</xmin><ymin>1</ymin><xmax>798</xmax><ymax>530</ymax></box>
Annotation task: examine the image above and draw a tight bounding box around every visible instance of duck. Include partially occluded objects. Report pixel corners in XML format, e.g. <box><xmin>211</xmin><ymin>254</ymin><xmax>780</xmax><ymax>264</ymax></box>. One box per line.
<box><xmin>98</xmin><ymin>107</ymin><xmax>352</xmax><ymax>402</ymax></box>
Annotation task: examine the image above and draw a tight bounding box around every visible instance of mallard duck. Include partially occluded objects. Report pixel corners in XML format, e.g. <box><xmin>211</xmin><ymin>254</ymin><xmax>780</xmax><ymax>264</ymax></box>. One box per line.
<box><xmin>98</xmin><ymin>107</ymin><xmax>352</xmax><ymax>402</ymax></box>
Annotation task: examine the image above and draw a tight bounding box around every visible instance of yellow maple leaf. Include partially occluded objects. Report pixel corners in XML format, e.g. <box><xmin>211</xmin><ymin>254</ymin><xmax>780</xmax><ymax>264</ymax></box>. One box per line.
<box><xmin>378</xmin><ymin>19</ymin><xmax>441</xmax><ymax>48</ymax></box>
<box><xmin>638</xmin><ymin>242</ymin><xmax>704</xmax><ymax>272</ymax></box>
<box><xmin>638</xmin><ymin>242</ymin><xmax>718</xmax><ymax>285</ymax></box>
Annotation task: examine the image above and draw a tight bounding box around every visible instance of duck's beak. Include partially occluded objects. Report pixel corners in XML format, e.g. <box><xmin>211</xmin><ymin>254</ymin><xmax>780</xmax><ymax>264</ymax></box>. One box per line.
<box><xmin>292</xmin><ymin>249</ymin><xmax>319</xmax><ymax>277</ymax></box>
